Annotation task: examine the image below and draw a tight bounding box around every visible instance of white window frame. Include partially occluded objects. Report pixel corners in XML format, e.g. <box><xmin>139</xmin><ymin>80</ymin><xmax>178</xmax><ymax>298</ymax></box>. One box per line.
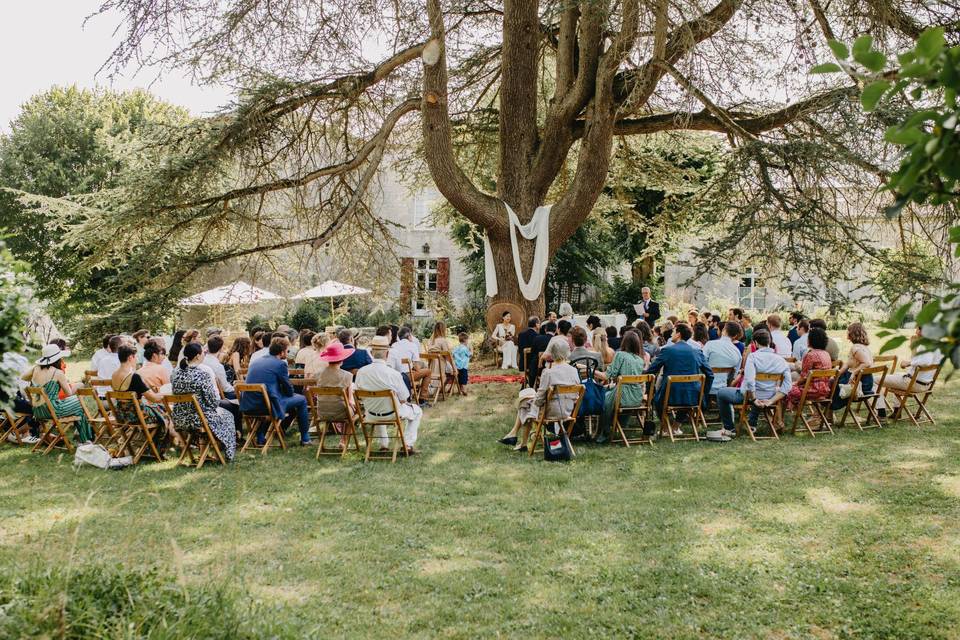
<box><xmin>738</xmin><ymin>266</ymin><xmax>763</xmax><ymax>309</ymax></box>
<box><xmin>413</xmin><ymin>257</ymin><xmax>439</xmax><ymax>316</ymax></box>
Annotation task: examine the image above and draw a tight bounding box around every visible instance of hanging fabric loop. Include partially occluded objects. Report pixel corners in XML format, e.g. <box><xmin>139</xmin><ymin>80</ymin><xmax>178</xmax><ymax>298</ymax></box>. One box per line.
<box><xmin>483</xmin><ymin>203</ymin><xmax>552</xmax><ymax>301</ymax></box>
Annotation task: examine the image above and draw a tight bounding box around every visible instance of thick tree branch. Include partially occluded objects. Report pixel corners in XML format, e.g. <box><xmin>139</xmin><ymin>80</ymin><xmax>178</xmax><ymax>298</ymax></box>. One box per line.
<box><xmin>422</xmin><ymin>0</ymin><xmax>500</xmax><ymax>229</ymax></box>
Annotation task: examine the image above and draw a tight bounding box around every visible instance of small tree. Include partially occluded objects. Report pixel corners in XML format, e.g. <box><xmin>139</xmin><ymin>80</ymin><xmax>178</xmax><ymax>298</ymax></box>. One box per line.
<box><xmin>0</xmin><ymin>243</ymin><xmax>33</xmax><ymax>411</ymax></box>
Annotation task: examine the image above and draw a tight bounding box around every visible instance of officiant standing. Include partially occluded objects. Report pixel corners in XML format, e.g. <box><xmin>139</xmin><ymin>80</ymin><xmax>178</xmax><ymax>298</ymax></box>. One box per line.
<box><xmin>638</xmin><ymin>287</ymin><xmax>661</xmax><ymax>325</ymax></box>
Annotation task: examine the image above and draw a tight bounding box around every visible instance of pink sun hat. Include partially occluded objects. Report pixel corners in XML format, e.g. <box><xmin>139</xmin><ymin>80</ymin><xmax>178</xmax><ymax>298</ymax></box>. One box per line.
<box><xmin>319</xmin><ymin>342</ymin><xmax>351</xmax><ymax>363</ymax></box>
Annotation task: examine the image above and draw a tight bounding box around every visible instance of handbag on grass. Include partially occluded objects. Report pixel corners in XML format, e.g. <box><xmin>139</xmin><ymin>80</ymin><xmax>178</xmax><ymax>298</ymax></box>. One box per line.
<box><xmin>543</xmin><ymin>424</ymin><xmax>575</xmax><ymax>462</ymax></box>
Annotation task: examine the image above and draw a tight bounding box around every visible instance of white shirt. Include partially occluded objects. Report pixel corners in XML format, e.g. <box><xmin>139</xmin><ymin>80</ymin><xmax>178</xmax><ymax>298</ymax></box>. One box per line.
<box><xmin>770</xmin><ymin>330</ymin><xmax>792</xmax><ymax>356</ymax></box>
<box><xmin>792</xmin><ymin>333</ymin><xmax>809</xmax><ymax>361</ymax></box>
<box><xmin>910</xmin><ymin>350</ymin><xmax>942</xmax><ymax>383</ymax></box>
<box><xmin>702</xmin><ymin>337</ymin><xmax>741</xmax><ymax>392</ymax></box>
<box><xmin>90</xmin><ymin>348</ymin><xmax>110</xmax><ymax>372</ymax></box>
<box><xmin>686</xmin><ymin>338</ymin><xmax>703</xmax><ymax>350</ymax></box>
<box><xmin>203</xmin><ymin>353</ymin><xmax>234</xmax><ymax>394</ymax></box>
<box><xmin>96</xmin><ymin>353</ymin><xmax>121</xmax><ymax>395</ymax></box>
<box><xmin>355</xmin><ymin>359</ymin><xmax>410</xmax><ymax>417</ymax></box>
<box><xmin>390</xmin><ymin>339</ymin><xmax>422</xmax><ymax>372</ymax></box>
<box><xmin>742</xmin><ymin>347</ymin><xmax>792</xmax><ymax>400</ymax></box>
<box><xmin>249</xmin><ymin>347</ymin><xmax>270</xmax><ymax>364</ymax></box>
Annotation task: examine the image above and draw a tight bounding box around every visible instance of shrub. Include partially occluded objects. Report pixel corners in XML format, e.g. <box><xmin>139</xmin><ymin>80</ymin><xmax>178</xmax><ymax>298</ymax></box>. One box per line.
<box><xmin>0</xmin><ymin>242</ymin><xmax>32</xmax><ymax>411</ymax></box>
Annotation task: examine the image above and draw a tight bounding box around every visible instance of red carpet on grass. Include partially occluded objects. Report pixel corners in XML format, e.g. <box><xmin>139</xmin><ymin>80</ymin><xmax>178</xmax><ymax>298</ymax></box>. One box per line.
<box><xmin>470</xmin><ymin>374</ymin><xmax>524</xmax><ymax>384</ymax></box>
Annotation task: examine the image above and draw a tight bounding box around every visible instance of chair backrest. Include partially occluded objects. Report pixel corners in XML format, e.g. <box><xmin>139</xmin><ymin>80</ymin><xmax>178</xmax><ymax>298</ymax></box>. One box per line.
<box><xmin>663</xmin><ymin>374</ymin><xmax>706</xmax><ymax>408</ymax></box>
<box><xmin>400</xmin><ymin>358</ymin><xmax>414</xmax><ymax>374</ymax></box>
<box><xmin>544</xmin><ymin>384</ymin><xmax>585</xmax><ymax>422</ymax></box>
<box><xmin>25</xmin><ymin>386</ymin><xmax>56</xmax><ymax>419</ymax></box>
<box><xmin>613</xmin><ymin>374</ymin><xmax>654</xmax><ymax>411</ymax></box>
<box><xmin>831</xmin><ymin>359</ymin><xmax>843</xmax><ymax>368</ymax></box>
<box><xmin>306</xmin><ymin>385</ymin><xmax>355</xmax><ymax>421</ymax></box>
<box><xmin>783</xmin><ymin>356</ymin><xmax>796</xmax><ymax>363</ymax></box>
<box><xmin>744</xmin><ymin>372</ymin><xmax>784</xmax><ymax>404</ymax></box>
<box><xmin>799</xmin><ymin>368</ymin><xmax>839</xmax><ymax>399</ymax></box>
<box><xmin>162</xmin><ymin>393</ymin><xmax>210</xmax><ymax>432</ymax></box>
<box><xmin>355</xmin><ymin>389</ymin><xmax>401</xmax><ymax>423</ymax></box>
<box><xmin>873</xmin><ymin>354</ymin><xmax>898</xmax><ymax>374</ymax></box>
<box><xmin>106</xmin><ymin>391</ymin><xmax>149</xmax><ymax>427</ymax></box>
<box><xmin>849</xmin><ymin>364</ymin><xmax>888</xmax><ymax>400</ymax></box>
<box><xmin>235</xmin><ymin>383</ymin><xmax>274</xmax><ymax>417</ymax></box>
<box><xmin>75</xmin><ymin>387</ymin><xmax>110</xmax><ymax>421</ymax></box>
<box><xmin>908</xmin><ymin>363</ymin><xmax>942</xmax><ymax>392</ymax></box>
<box><xmin>83</xmin><ymin>369</ymin><xmax>98</xmax><ymax>383</ymax></box>
<box><xmin>521</xmin><ymin>347</ymin><xmax>531</xmax><ymax>371</ymax></box>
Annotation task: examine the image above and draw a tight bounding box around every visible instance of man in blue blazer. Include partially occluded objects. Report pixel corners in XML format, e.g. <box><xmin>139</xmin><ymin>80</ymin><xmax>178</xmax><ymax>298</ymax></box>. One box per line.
<box><xmin>644</xmin><ymin>323</ymin><xmax>714</xmax><ymax>419</ymax></box>
<box><xmin>240</xmin><ymin>336</ymin><xmax>312</xmax><ymax>446</ymax></box>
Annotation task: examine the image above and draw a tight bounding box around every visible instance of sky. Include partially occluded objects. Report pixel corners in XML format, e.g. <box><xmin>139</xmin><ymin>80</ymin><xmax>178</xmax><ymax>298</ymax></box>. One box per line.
<box><xmin>0</xmin><ymin>1</ymin><xmax>233</xmax><ymax>131</ymax></box>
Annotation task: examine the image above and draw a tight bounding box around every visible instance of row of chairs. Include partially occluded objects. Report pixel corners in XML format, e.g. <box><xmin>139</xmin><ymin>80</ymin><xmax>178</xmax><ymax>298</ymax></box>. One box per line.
<box><xmin>517</xmin><ymin>358</ymin><xmax>944</xmax><ymax>455</ymax></box>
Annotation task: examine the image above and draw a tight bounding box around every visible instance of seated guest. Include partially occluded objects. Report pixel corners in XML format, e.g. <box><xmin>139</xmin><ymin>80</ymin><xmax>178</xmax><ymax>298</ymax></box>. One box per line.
<box><xmin>491</xmin><ymin>311</ymin><xmax>519</xmax><ymax>369</ymax></box>
<box><xmin>659</xmin><ymin>320</ymin><xmax>674</xmax><ymax>345</ymax></box>
<box><xmin>294</xmin><ymin>330</ymin><xmax>317</xmax><ymax>367</ymax></box>
<box><xmin>90</xmin><ymin>334</ymin><xmax>114</xmax><ymax>372</ymax></box>
<box><xmin>426</xmin><ymin>321</ymin><xmax>455</xmax><ymax>381</ymax></box>
<box><xmin>708</xmin><ymin>315</ymin><xmax>722</xmax><ymax>341</ymax></box>
<box><xmin>606</xmin><ymin>326</ymin><xmax>621</xmax><ymax>351</ymax></box>
<box><xmin>355</xmin><ymin>336</ymin><xmax>421</xmax><ymax>454</ymax></box>
<box><xmin>240</xmin><ymin>337</ymin><xmax>312</xmax><ymax>447</ymax></box>
<box><xmin>785</xmin><ymin>327</ymin><xmax>832</xmax><ymax>411</ymax></box>
<box><xmin>727</xmin><ymin>307</ymin><xmax>744</xmax><ymax>324</ymax></box>
<box><xmin>597</xmin><ymin>331</ymin><xmax>649</xmax><ymax>443</ymax></box>
<box><xmin>633</xmin><ymin>321</ymin><xmax>659</xmax><ymax>359</ymax></box>
<box><xmin>644</xmin><ymin>323</ymin><xmax>714</xmax><ymax>434</ymax></box>
<box><xmin>338</xmin><ymin>329</ymin><xmax>372</xmax><ymax>374</ymax></box>
<box><xmin>716</xmin><ymin>330</ymin><xmax>792</xmax><ymax>436</ymax></box>
<box><xmin>138</xmin><ymin>339</ymin><xmax>171</xmax><ymax>390</ymax></box>
<box><xmin>742</xmin><ymin>315</ymin><xmax>754</xmax><ymax>343</ymax></box>
<box><xmin>517</xmin><ymin>316</ymin><xmax>540</xmax><ymax>374</ymax></box>
<box><xmin>551</xmin><ymin>319</ymin><xmax>573</xmax><ymax>352</ymax></box>
<box><xmin>558</xmin><ymin>302</ymin><xmax>574</xmax><ymax>321</ymax></box>
<box><xmin>690</xmin><ymin>322</ymin><xmax>709</xmax><ymax>349</ymax></box>
<box><xmin>222</xmin><ymin>336</ymin><xmax>252</xmax><ymax>385</ymax></box>
<box><xmin>767</xmin><ymin>314</ymin><xmax>792</xmax><ymax>356</ymax></box>
<box><xmin>569</xmin><ymin>326</ymin><xmax>602</xmax><ymax>374</ymax></box>
<box><xmin>452</xmin><ymin>332</ymin><xmax>472</xmax><ymax>394</ymax></box>
<box><xmin>702</xmin><ymin>321</ymin><xmax>742</xmax><ymax>396</ymax></box>
<box><xmin>312</xmin><ymin>342</ymin><xmax>357</xmax><ymax>449</ymax></box>
<box><xmin>111</xmin><ymin>343</ymin><xmax>183</xmax><ymax>450</ymax></box>
<box><xmin>23</xmin><ymin>344</ymin><xmax>93</xmax><ymax>443</ymax></box>
<box><xmin>500</xmin><ymin>339</ymin><xmax>581</xmax><ymax>452</ymax></box>
<box><xmin>527</xmin><ymin>321</ymin><xmax>556</xmax><ymax>389</ymax></box>
<box><xmin>304</xmin><ymin>332</ymin><xmax>331</xmax><ymax>379</ymax></box>
<box><xmin>203</xmin><ymin>335</ymin><xmax>235</xmax><ymax>399</ymax></box>
<box><xmin>96</xmin><ymin>335</ymin><xmax>125</xmax><ymax>394</ymax></box>
<box><xmin>831</xmin><ymin>322</ymin><xmax>875</xmax><ymax>410</ymax></box>
<box><xmin>132</xmin><ymin>329</ymin><xmax>150</xmax><ymax>365</ymax></box>
<box><xmin>880</xmin><ymin>328</ymin><xmax>943</xmax><ymax>412</ymax></box>
<box><xmin>809</xmin><ymin>319</ymin><xmax>840</xmax><ymax>361</ymax></box>
<box><xmin>791</xmin><ymin>319</ymin><xmax>810</xmax><ymax>361</ymax></box>
<box><xmin>4</xmin><ymin>352</ymin><xmax>40</xmax><ymax>444</ymax></box>
<box><xmin>171</xmin><ymin>342</ymin><xmax>237</xmax><ymax>461</ymax></box>
<box><xmin>687</xmin><ymin>309</ymin><xmax>700</xmax><ymax>327</ymax></box>
<box><xmin>390</xmin><ymin>326</ymin><xmax>430</xmax><ymax>400</ymax></box>
<box><xmin>250</xmin><ymin>331</ymin><xmax>285</xmax><ymax>364</ymax></box>
<box><xmin>787</xmin><ymin>311</ymin><xmax>803</xmax><ymax>345</ymax></box>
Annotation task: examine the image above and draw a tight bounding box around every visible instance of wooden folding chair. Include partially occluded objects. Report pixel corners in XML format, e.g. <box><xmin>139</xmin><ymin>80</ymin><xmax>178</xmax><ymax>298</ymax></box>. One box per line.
<box><xmin>106</xmin><ymin>391</ymin><xmax>165</xmax><ymax>464</ymax></box>
<box><xmin>527</xmin><ymin>384</ymin><xmax>585</xmax><ymax>457</ymax></box>
<box><xmin>836</xmin><ymin>365</ymin><xmax>889</xmax><ymax>431</ymax></box>
<box><xmin>76</xmin><ymin>387</ymin><xmax>118</xmax><ymax>447</ymax></box>
<box><xmin>659</xmin><ymin>374</ymin><xmax>707</xmax><ymax>442</ymax></box>
<box><xmin>735</xmin><ymin>372</ymin><xmax>785</xmax><ymax>442</ymax></box>
<box><xmin>521</xmin><ymin>348</ymin><xmax>532</xmax><ymax>389</ymax></box>
<box><xmin>291</xmin><ymin>377</ymin><xmax>316</xmax><ymax>395</ymax></box>
<box><xmin>162</xmin><ymin>394</ymin><xmax>226</xmax><ymax>468</ymax></box>
<box><xmin>610</xmin><ymin>374</ymin><xmax>655</xmax><ymax>447</ymax></box>
<box><xmin>440</xmin><ymin>351</ymin><xmax>465</xmax><ymax>397</ymax></box>
<box><xmin>704</xmin><ymin>366</ymin><xmax>734</xmax><ymax>426</ymax></box>
<box><xmin>83</xmin><ymin>369</ymin><xmax>98</xmax><ymax>385</ymax></box>
<box><xmin>354</xmin><ymin>389</ymin><xmax>409</xmax><ymax>462</ymax></box>
<box><xmin>791</xmin><ymin>369</ymin><xmax>840</xmax><ymax>436</ymax></box>
<box><xmin>25</xmin><ymin>386</ymin><xmax>78</xmax><ymax>455</ymax></box>
<box><xmin>422</xmin><ymin>353</ymin><xmax>446</xmax><ymax>403</ymax></box>
<box><xmin>886</xmin><ymin>363</ymin><xmax>942</xmax><ymax>428</ymax></box>
<box><xmin>401</xmin><ymin>358</ymin><xmax>421</xmax><ymax>404</ymax></box>
<box><xmin>1</xmin><ymin>408</ymin><xmax>31</xmax><ymax>446</ymax></box>
<box><xmin>236</xmin><ymin>383</ymin><xmax>287</xmax><ymax>455</ymax></box>
<box><xmin>306</xmin><ymin>386</ymin><xmax>362</xmax><ymax>459</ymax></box>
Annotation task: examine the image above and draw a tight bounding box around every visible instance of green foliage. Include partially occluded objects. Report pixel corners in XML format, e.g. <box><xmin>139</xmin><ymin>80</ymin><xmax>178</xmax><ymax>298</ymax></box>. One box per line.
<box><xmin>0</xmin><ymin>565</ymin><xmax>269</xmax><ymax>639</ymax></box>
<box><xmin>818</xmin><ymin>28</ymin><xmax>959</xmax><ymax>368</ymax></box>
<box><xmin>0</xmin><ymin>243</ymin><xmax>33</xmax><ymax>410</ymax></box>
<box><xmin>597</xmin><ymin>276</ymin><xmax>647</xmax><ymax>316</ymax></box>
<box><xmin>244</xmin><ymin>314</ymin><xmax>273</xmax><ymax>333</ymax></box>
<box><xmin>285</xmin><ymin>299</ymin><xmax>325</xmax><ymax>331</ymax></box>
<box><xmin>872</xmin><ymin>241</ymin><xmax>944</xmax><ymax>309</ymax></box>
<box><xmin>0</xmin><ymin>86</ymin><xmax>190</xmax><ymax>347</ymax></box>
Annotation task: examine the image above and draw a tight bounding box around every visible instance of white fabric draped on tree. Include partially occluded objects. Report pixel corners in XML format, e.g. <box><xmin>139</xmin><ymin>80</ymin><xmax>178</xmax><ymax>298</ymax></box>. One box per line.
<box><xmin>483</xmin><ymin>203</ymin><xmax>552</xmax><ymax>301</ymax></box>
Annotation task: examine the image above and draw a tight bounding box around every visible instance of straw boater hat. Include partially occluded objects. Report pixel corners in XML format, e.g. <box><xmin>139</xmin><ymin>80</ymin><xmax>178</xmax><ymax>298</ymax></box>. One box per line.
<box><xmin>319</xmin><ymin>343</ymin><xmax>350</xmax><ymax>363</ymax></box>
<box><xmin>36</xmin><ymin>343</ymin><xmax>70</xmax><ymax>366</ymax></box>
<box><xmin>369</xmin><ymin>335</ymin><xmax>391</xmax><ymax>355</ymax></box>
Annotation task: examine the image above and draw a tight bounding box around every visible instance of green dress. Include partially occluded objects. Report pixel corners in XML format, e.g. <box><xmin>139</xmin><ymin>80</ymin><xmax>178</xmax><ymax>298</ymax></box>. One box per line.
<box><xmin>32</xmin><ymin>379</ymin><xmax>94</xmax><ymax>443</ymax></box>
<box><xmin>599</xmin><ymin>351</ymin><xmax>648</xmax><ymax>438</ymax></box>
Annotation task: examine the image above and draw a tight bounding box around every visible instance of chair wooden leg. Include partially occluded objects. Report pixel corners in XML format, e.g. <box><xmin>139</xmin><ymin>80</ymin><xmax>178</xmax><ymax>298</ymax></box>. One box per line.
<box><xmin>528</xmin><ymin>419</ymin><xmax>545</xmax><ymax>457</ymax></box>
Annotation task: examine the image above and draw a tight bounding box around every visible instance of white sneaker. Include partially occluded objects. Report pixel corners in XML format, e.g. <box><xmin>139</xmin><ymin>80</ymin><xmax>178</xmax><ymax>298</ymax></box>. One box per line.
<box><xmin>673</xmin><ymin>428</ymin><xmax>683</xmax><ymax>436</ymax></box>
<box><xmin>22</xmin><ymin>435</ymin><xmax>40</xmax><ymax>444</ymax></box>
<box><xmin>720</xmin><ymin>428</ymin><xmax>736</xmax><ymax>438</ymax></box>
<box><xmin>6</xmin><ymin>433</ymin><xmax>18</xmax><ymax>443</ymax></box>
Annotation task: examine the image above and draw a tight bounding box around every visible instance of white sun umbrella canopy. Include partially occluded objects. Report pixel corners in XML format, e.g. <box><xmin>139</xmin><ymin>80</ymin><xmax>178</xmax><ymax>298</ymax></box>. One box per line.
<box><xmin>179</xmin><ymin>281</ymin><xmax>282</xmax><ymax>306</ymax></box>
<box><xmin>290</xmin><ymin>280</ymin><xmax>372</xmax><ymax>325</ymax></box>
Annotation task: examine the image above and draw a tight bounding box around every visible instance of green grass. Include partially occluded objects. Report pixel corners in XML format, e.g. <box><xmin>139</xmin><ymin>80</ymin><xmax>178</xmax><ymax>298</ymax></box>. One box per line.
<box><xmin>4</xmin><ymin>362</ymin><xmax>960</xmax><ymax>638</ymax></box>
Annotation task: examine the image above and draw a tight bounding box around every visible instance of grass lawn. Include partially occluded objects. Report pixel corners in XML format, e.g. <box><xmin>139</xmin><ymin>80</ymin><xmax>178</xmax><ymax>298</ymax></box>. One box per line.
<box><xmin>2</xmin><ymin>348</ymin><xmax>959</xmax><ymax>638</ymax></box>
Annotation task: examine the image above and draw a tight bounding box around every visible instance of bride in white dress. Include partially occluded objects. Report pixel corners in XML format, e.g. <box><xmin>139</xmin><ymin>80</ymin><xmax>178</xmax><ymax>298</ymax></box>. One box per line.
<box><xmin>491</xmin><ymin>311</ymin><xmax>518</xmax><ymax>369</ymax></box>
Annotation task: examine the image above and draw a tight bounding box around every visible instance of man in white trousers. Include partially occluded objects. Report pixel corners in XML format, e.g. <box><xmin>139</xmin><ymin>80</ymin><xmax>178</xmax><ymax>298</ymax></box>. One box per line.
<box><xmin>356</xmin><ymin>335</ymin><xmax>421</xmax><ymax>453</ymax></box>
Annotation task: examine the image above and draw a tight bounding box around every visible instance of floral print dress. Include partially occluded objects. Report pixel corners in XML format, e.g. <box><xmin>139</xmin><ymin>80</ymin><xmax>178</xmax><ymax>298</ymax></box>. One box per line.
<box><xmin>170</xmin><ymin>365</ymin><xmax>237</xmax><ymax>461</ymax></box>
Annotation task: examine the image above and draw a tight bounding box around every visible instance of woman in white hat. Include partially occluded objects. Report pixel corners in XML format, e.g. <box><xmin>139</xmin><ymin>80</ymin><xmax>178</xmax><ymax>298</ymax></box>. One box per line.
<box><xmin>21</xmin><ymin>343</ymin><xmax>93</xmax><ymax>443</ymax></box>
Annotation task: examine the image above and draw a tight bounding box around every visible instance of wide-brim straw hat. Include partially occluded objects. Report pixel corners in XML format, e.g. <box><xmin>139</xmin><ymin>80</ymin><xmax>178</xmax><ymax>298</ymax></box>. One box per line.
<box><xmin>36</xmin><ymin>343</ymin><xmax>70</xmax><ymax>365</ymax></box>
<box><xmin>369</xmin><ymin>335</ymin><xmax>391</xmax><ymax>352</ymax></box>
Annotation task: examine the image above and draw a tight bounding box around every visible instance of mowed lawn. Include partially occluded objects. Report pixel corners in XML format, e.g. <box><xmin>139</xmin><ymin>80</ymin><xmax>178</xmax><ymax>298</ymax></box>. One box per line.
<box><xmin>1</xmin><ymin>356</ymin><xmax>959</xmax><ymax>637</ymax></box>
